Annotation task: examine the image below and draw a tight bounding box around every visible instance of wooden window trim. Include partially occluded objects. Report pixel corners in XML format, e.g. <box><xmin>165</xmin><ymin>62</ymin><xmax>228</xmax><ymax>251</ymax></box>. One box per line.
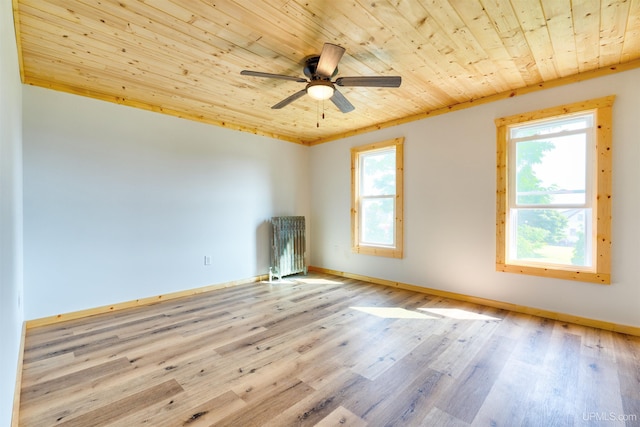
<box><xmin>495</xmin><ymin>96</ymin><xmax>614</xmax><ymax>284</ymax></box>
<box><xmin>351</xmin><ymin>137</ymin><xmax>404</xmax><ymax>258</ymax></box>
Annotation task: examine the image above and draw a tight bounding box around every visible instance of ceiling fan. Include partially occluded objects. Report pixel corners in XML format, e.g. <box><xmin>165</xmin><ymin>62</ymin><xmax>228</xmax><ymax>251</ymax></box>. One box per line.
<box><xmin>240</xmin><ymin>43</ymin><xmax>401</xmax><ymax>113</ymax></box>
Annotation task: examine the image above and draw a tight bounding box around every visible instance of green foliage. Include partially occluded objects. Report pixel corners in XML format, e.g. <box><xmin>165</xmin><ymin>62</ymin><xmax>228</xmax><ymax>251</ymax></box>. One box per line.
<box><xmin>519</xmin><ymin>209</ymin><xmax>568</xmax><ymax>245</ymax></box>
<box><xmin>516</xmin><ymin>140</ymin><xmax>554</xmax><ymax>205</ymax></box>
<box><xmin>571</xmin><ymin>230</ymin><xmax>586</xmax><ymax>265</ymax></box>
<box><xmin>517</xmin><ymin>140</ymin><xmax>554</xmax><ymax>166</ymax></box>
<box><xmin>517</xmin><ymin>224</ymin><xmax>549</xmax><ymax>258</ymax></box>
<box><xmin>514</xmin><ymin>139</ymin><xmax>569</xmax><ymax>257</ymax></box>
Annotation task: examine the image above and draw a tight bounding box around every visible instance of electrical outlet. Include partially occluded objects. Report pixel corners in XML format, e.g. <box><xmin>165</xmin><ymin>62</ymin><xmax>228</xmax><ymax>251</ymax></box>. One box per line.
<box><xmin>204</xmin><ymin>256</ymin><xmax>212</xmax><ymax>265</ymax></box>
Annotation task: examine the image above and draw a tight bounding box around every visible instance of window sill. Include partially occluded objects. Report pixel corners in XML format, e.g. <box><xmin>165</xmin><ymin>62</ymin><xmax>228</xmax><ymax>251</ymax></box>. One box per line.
<box><xmin>353</xmin><ymin>245</ymin><xmax>403</xmax><ymax>259</ymax></box>
<box><xmin>496</xmin><ymin>262</ymin><xmax>610</xmax><ymax>284</ymax></box>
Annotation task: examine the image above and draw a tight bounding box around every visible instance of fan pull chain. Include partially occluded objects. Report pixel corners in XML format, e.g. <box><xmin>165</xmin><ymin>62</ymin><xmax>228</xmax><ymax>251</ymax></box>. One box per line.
<box><xmin>316</xmin><ymin>101</ymin><xmax>328</xmax><ymax>128</ymax></box>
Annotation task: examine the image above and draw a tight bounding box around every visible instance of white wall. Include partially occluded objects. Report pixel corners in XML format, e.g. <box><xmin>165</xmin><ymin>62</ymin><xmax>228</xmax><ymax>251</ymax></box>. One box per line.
<box><xmin>0</xmin><ymin>0</ymin><xmax>24</xmax><ymax>424</ymax></box>
<box><xmin>23</xmin><ymin>86</ymin><xmax>310</xmax><ymax>319</ymax></box>
<box><xmin>310</xmin><ymin>68</ymin><xmax>640</xmax><ymax>328</ymax></box>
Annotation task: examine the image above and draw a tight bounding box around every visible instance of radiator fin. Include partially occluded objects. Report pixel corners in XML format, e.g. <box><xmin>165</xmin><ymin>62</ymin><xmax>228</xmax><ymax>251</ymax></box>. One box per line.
<box><xmin>270</xmin><ymin>216</ymin><xmax>306</xmax><ymax>281</ymax></box>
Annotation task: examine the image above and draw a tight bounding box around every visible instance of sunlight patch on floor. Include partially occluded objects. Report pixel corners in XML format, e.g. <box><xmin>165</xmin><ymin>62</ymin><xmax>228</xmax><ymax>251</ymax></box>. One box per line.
<box><xmin>350</xmin><ymin>306</ymin><xmax>438</xmax><ymax>319</ymax></box>
<box><xmin>419</xmin><ymin>308</ymin><xmax>502</xmax><ymax>321</ymax></box>
<box><xmin>261</xmin><ymin>277</ymin><xmax>344</xmax><ymax>285</ymax></box>
<box><xmin>260</xmin><ymin>279</ymin><xmax>300</xmax><ymax>284</ymax></box>
<box><xmin>349</xmin><ymin>306</ymin><xmax>503</xmax><ymax>320</ymax></box>
<box><xmin>292</xmin><ymin>278</ymin><xmax>344</xmax><ymax>285</ymax></box>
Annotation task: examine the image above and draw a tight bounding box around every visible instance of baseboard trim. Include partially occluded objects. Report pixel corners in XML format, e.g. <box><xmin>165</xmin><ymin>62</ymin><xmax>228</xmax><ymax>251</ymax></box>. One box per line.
<box><xmin>25</xmin><ymin>274</ymin><xmax>269</xmax><ymax>329</ymax></box>
<box><xmin>308</xmin><ymin>266</ymin><xmax>640</xmax><ymax>337</ymax></box>
<box><xmin>11</xmin><ymin>322</ymin><xmax>26</xmax><ymax>427</ymax></box>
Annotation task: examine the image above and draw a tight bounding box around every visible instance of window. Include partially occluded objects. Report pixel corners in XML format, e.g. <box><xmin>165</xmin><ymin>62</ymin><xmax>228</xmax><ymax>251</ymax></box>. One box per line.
<box><xmin>496</xmin><ymin>96</ymin><xmax>614</xmax><ymax>284</ymax></box>
<box><xmin>351</xmin><ymin>137</ymin><xmax>404</xmax><ymax>258</ymax></box>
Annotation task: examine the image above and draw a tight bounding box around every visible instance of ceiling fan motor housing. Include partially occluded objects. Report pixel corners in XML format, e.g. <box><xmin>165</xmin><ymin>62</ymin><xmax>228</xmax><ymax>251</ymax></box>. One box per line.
<box><xmin>303</xmin><ymin>56</ymin><xmax>338</xmax><ymax>80</ymax></box>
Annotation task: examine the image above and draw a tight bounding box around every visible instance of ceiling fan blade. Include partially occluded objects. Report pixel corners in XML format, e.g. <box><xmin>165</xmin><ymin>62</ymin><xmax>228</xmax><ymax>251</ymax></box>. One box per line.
<box><xmin>316</xmin><ymin>43</ymin><xmax>345</xmax><ymax>78</ymax></box>
<box><xmin>271</xmin><ymin>89</ymin><xmax>307</xmax><ymax>109</ymax></box>
<box><xmin>330</xmin><ymin>89</ymin><xmax>355</xmax><ymax>113</ymax></box>
<box><xmin>241</xmin><ymin>70</ymin><xmax>307</xmax><ymax>83</ymax></box>
<box><xmin>335</xmin><ymin>76</ymin><xmax>402</xmax><ymax>87</ymax></box>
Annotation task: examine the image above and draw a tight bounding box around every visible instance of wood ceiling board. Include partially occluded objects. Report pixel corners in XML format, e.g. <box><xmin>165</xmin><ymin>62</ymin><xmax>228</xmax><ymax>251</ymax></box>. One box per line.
<box><xmin>13</xmin><ymin>0</ymin><xmax>640</xmax><ymax>144</ymax></box>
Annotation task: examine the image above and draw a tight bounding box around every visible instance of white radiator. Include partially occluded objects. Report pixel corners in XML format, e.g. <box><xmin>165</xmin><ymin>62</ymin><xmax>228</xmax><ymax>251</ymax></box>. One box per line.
<box><xmin>269</xmin><ymin>216</ymin><xmax>306</xmax><ymax>281</ymax></box>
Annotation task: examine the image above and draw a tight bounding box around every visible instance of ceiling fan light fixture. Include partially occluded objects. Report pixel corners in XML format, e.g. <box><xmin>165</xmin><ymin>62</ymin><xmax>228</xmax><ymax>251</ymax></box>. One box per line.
<box><xmin>306</xmin><ymin>81</ymin><xmax>334</xmax><ymax>100</ymax></box>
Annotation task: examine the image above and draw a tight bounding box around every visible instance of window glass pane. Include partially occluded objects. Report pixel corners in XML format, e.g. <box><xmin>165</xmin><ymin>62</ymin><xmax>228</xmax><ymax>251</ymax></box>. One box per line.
<box><xmin>511</xmin><ymin>114</ymin><xmax>591</xmax><ymax>139</ymax></box>
<box><xmin>509</xmin><ymin>208</ymin><xmax>591</xmax><ymax>267</ymax></box>
<box><xmin>515</xmin><ymin>133</ymin><xmax>587</xmax><ymax>205</ymax></box>
<box><xmin>361</xmin><ymin>197</ymin><xmax>394</xmax><ymax>245</ymax></box>
<box><xmin>361</xmin><ymin>149</ymin><xmax>395</xmax><ymax>196</ymax></box>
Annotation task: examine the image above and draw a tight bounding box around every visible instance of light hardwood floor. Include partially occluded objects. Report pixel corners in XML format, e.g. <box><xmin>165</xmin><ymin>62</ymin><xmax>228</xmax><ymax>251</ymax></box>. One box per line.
<box><xmin>18</xmin><ymin>272</ymin><xmax>640</xmax><ymax>426</ymax></box>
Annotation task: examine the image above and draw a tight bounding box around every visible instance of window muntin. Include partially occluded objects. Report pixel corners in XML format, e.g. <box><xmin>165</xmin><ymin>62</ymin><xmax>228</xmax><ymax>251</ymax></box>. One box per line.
<box><xmin>351</xmin><ymin>138</ymin><xmax>404</xmax><ymax>258</ymax></box>
<box><xmin>495</xmin><ymin>96</ymin><xmax>613</xmax><ymax>284</ymax></box>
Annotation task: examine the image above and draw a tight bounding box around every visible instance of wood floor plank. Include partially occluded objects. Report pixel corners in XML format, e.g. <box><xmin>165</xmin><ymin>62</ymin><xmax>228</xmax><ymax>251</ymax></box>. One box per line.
<box><xmin>472</xmin><ymin>358</ymin><xmax>541</xmax><ymax>426</ymax></box>
<box><xmin>348</xmin><ymin>296</ymin><xmax>448</xmax><ymax>380</ymax></box>
<box><xmin>436</xmin><ymin>334</ymin><xmax>516</xmax><ymax>423</ymax></box>
<box><xmin>262</xmin><ymin>370</ymin><xmax>369</xmax><ymax>427</ymax></box>
<box><xmin>612</xmin><ymin>332</ymin><xmax>640</xmax><ymax>423</ymax></box>
<box><xmin>18</xmin><ymin>272</ymin><xmax>640</xmax><ymax>426</ymax></box>
<box><xmin>20</xmin><ymin>352</ymin><xmax>76</xmax><ymax>386</ymax></box>
<box><xmin>22</xmin><ymin>335</ymin><xmax>123</xmax><ymax>364</ymax></box>
<box><xmin>510</xmin><ymin>315</ymin><xmax>554</xmax><ymax>367</ymax></box>
<box><xmin>492</xmin><ymin>310</ymin><xmax>533</xmax><ymax>340</ymax></box>
<box><xmin>520</xmin><ymin>326</ymin><xmax>582</xmax><ymax>426</ymax></box>
<box><xmin>363</xmin><ymin>367</ymin><xmax>449</xmax><ymax>425</ymax></box>
<box><xmin>20</xmin><ymin>360</ymin><xmax>182</xmax><ymax>425</ymax></box>
<box><xmin>56</xmin><ymin>379</ymin><xmax>184</xmax><ymax>427</ymax></box>
<box><xmin>346</xmin><ymin>333</ymin><xmax>453</xmax><ymax>424</ymax></box>
<box><xmin>315</xmin><ymin>406</ymin><xmax>368</xmax><ymax>427</ymax></box>
<box><xmin>117</xmin><ymin>389</ymin><xmax>246</xmax><ymax>427</ymax></box>
<box><xmin>215</xmin><ymin>379</ymin><xmax>316</xmax><ymax>427</ymax></box>
<box><xmin>580</xmin><ymin>326</ymin><xmax>617</xmax><ymax>361</ymax></box>
<box><xmin>420</xmin><ymin>407</ymin><xmax>470</xmax><ymax>427</ymax></box>
<box><xmin>20</xmin><ymin>357</ymin><xmax>130</xmax><ymax>403</ymax></box>
<box><xmin>428</xmin><ymin>316</ymin><xmax>502</xmax><ymax>379</ymax></box>
<box><xmin>574</xmin><ymin>355</ymin><xmax>625</xmax><ymax>422</ymax></box>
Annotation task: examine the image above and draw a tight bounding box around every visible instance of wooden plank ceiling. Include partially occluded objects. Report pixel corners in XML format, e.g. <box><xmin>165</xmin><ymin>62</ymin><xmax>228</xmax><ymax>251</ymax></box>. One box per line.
<box><xmin>12</xmin><ymin>0</ymin><xmax>640</xmax><ymax>144</ymax></box>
